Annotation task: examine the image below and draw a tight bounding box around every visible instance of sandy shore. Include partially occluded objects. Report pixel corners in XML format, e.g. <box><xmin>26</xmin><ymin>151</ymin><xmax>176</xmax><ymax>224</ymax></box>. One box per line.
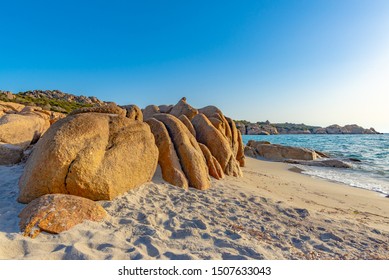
<box><xmin>0</xmin><ymin>158</ymin><xmax>388</xmax><ymax>260</ymax></box>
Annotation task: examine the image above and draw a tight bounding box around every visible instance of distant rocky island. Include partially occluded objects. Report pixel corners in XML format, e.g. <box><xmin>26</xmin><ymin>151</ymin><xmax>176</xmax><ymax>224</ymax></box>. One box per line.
<box><xmin>235</xmin><ymin>120</ymin><xmax>380</xmax><ymax>135</ymax></box>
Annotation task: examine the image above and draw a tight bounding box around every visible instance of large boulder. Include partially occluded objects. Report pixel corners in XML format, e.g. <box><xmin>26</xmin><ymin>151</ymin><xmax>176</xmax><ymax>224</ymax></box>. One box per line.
<box><xmin>247</xmin><ymin>142</ymin><xmax>317</xmax><ymax>161</ymax></box>
<box><xmin>244</xmin><ymin>146</ymin><xmax>257</xmax><ymax>158</ymax></box>
<box><xmin>121</xmin><ymin>104</ymin><xmax>143</xmax><ymax>121</ymax></box>
<box><xmin>146</xmin><ymin>118</ymin><xmax>188</xmax><ymax>189</ymax></box>
<box><xmin>192</xmin><ymin>114</ymin><xmax>242</xmax><ymax>177</ymax></box>
<box><xmin>153</xmin><ymin>114</ymin><xmax>210</xmax><ymax>190</ymax></box>
<box><xmin>143</xmin><ymin>105</ymin><xmax>160</xmax><ymax>121</ymax></box>
<box><xmin>158</xmin><ymin>104</ymin><xmax>173</xmax><ymax>114</ymax></box>
<box><xmin>19</xmin><ymin>194</ymin><xmax>107</xmax><ymax>238</ymax></box>
<box><xmin>0</xmin><ymin>113</ymin><xmax>50</xmax><ymax>150</ymax></box>
<box><xmin>18</xmin><ymin>112</ymin><xmax>159</xmax><ymax>203</ymax></box>
<box><xmin>192</xmin><ymin>114</ymin><xmax>231</xmax><ymax>169</ymax></box>
<box><xmin>0</xmin><ymin>100</ymin><xmax>25</xmax><ymax>113</ymax></box>
<box><xmin>0</xmin><ymin>142</ymin><xmax>24</xmax><ymax>165</ymax></box>
<box><xmin>169</xmin><ymin>97</ymin><xmax>198</xmax><ymax>120</ymax></box>
<box><xmin>198</xmin><ymin>106</ymin><xmax>232</xmax><ymax>142</ymax></box>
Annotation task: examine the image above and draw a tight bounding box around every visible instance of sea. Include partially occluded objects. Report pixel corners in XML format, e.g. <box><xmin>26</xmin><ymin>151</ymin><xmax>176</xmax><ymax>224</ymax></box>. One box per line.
<box><xmin>242</xmin><ymin>134</ymin><xmax>389</xmax><ymax>196</ymax></box>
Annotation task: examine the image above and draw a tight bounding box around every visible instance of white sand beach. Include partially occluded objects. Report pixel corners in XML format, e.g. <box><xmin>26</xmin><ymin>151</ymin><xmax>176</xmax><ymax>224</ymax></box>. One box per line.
<box><xmin>1</xmin><ymin>157</ymin><xmax>388</xmax><ymax>260</ymax></box>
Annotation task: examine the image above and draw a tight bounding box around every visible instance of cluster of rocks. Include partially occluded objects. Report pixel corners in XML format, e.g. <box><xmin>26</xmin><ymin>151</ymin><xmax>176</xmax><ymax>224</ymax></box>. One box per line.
<box><xmin>236</xmin><ymin>121</ymin><xmax>380</xmax><ymax>135</ymax></box>
<box><xmin>15</xmin><ymin>90</ymin><xmax>105</xmax><ymax>105</ymax></box>
<box><xmin>0</xmin><ymin>90</ymin><xmax>15</xmax><ymax>100</ymax></box>
<box><xmin>143</xmin><ymin>98</ymin><xmax>244</xmax><ymax>190</ymax></box>
<box><xmin>1</xmin><ymin>97</ymin><xmax>244</xmax><ymax>238</ymax></box>
<box><xmin>245</xmin><ymin>140</ymin><xmax>352</xmax><ymax>168</ymax></box>
<box><xmin>0</xmin><ymin>101</ymin><xmax>65</xmax><ymax>165</ymax></box>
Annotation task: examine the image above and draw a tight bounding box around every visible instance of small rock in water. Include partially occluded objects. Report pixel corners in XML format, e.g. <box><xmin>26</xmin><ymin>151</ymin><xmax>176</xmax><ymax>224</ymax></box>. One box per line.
<box><xmin>348</xmin><ymin>158</ymin><xmax>362</xmax><ymax>162</ymax></box>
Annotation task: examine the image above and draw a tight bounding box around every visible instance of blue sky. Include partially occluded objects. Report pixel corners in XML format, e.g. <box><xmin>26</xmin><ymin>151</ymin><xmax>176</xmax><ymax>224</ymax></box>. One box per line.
<box><xmin>1</xmin><ymin>0</ymin><xmax>388</xmax><ymax>131</ymax></box>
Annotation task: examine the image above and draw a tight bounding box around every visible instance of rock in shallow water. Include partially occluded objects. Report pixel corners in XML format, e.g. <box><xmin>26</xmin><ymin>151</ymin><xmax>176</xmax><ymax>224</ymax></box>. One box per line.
<box><xmin>249</xmin><ymin>142</ymin><xmax>317</xmax><ymax>161</ymax></box>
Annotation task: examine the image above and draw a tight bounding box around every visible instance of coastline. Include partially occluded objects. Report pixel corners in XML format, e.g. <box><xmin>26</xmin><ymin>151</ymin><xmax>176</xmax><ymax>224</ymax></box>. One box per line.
<box><xmin>1</xmin><ymin>157</ymin><xmax>388</xmax><ymax>260</ymax></box>
<box><xmin>242</xmin><ymin>134</ymin><xmax>389</xmax><ymax>196</ymax></box>
<box><xmin>241</xmin><ymin>158</ymin><xmax>389</xmax><ymax>232</ymax></box>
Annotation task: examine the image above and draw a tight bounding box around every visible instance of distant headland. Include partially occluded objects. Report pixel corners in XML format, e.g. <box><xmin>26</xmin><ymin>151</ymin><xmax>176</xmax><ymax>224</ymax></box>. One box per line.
<box><xmin>235</xmin><ymin>120</ymin><xmax>381</xmax><ymax>135</ymax></box>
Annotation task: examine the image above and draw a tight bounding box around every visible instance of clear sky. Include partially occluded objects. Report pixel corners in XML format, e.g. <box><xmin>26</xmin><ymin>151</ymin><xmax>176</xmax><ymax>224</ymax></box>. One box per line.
<box><xmin>1</xmin><ymin>0</ymin><xmax>388</xmax><ymax>132</ymax></box>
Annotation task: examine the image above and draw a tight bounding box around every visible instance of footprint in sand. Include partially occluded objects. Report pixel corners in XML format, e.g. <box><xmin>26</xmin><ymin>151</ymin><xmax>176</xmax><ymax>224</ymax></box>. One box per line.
<box><xmin>180</xmin><ymin>219</ymin><xmax>207</xmax><ymax>230</ymax></box>
<box><xmin>134</xmin><ymin>236</ymin><xmax>160</xmax><ymax>258</ymax></box>
<box><xmin>222</xmin><ymin>253</ymin><xmax>248</xmax><ymax>260</ymax></box>
<box><xmin>96</xmin><ymin>243</ymin><xmax>114</xmax><ymax>251</ymax></box>
<box><xmin>291</xmin><ymin>237</ymin><xmax>304</xmax><ymax>249</ymax></box>
<box><xmin>313</xmin><ymin>244</ymin><xmax>333</xmax><ymax>253</ymax></box>
<box><xmin>171</xmin><ymin>229</ymin><xmax>193</xmax><ymax>239</ymax></box>
<box><xmin>319</xmin><ymin>232</ymin><xmax>343</xmax><ymax>243</ymax></box>
<box><xmin>134</xmin><ymin>224</ymin><xmax>156</xmax><ymax>236</ymax></box>
<box><xmin>164</xmin><ymin>252</ymin><xmax>193</xmax><ymax>260</ymax></box>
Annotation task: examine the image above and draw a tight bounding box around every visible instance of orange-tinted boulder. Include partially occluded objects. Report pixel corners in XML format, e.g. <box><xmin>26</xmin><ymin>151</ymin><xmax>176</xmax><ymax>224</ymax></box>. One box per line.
<box><xmin>19</xmin><ymin>194</ymin><xmax>107</xmax><ymax>238</ymax></box>
<box><xmin>192</xmin><ymin>114</ymin><xmax>242</xmax><ymax>177</ymax></box>
<box><xmin>143</xmin><ymin>105</ymin><xmax>160</xmax><ymax>120</ymax></box>
<box><xmin>146</xmin><ymin>118</ymin><xmax>188</xmax><ymax>189</ymax></box>
<box><xmin>18</xmin><ymin>113</ymin><xmax>158</xmax><ymax>203</ymax></box>
<box><xmin>169</xmin><ymin>97</ymin><xmax>198</xmax><ymax>120</ymax></box>
<box><xmin>122</xmin><ymin>104</ymin><xmax>143</xmax><ymax>121</ymax></box>
<box><xmin>153</xmin><ymin>114</ymin><xmax>210</xmax><ymax>190</ymax></box>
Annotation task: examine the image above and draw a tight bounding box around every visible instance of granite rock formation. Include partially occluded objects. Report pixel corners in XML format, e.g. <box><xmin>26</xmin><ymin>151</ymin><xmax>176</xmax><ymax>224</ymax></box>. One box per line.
<box><xmin>146</xmin><ymin>118</ymin><xmax>189</xmax><ymax>189</ymax></box>
<box><xmin>18</xmin><ymin>108</ymin><xmax>158</xmax><ymax>203</ymax></box>
<box><xmin>19</xmin><ymin>194</ymin><xmax>107</xmax><ymax>238</ymax></box>
<box><xmin>153</xmin><ymin>114</ymin><xmax>211</xmax><ymax>190</ymax></box>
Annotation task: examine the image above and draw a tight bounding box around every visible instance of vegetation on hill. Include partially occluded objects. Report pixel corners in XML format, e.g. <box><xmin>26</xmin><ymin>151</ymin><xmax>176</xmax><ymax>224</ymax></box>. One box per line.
<box><xmin>0</xmin><ymin>92</ymin><xmax>94</xmax><ymax>113</ymax></box>
<box><xmin>272</xmin><ymin>122</ymin><xmax>321</xmax><ymax>133</ymax></box>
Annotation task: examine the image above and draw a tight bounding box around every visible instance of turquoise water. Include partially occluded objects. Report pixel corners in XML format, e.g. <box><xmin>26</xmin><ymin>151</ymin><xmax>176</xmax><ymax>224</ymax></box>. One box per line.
<box><xmin>242</xmin><ymin>134</ymin><xmax>389</xmax><ymax>195</ymax></box>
